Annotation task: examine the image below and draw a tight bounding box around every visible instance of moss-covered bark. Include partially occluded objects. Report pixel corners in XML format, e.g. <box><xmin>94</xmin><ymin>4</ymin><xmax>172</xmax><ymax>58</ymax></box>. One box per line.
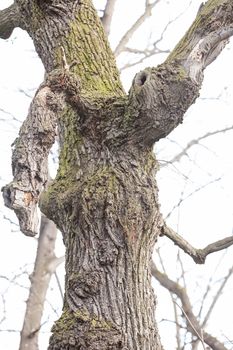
<box><xmin>1</xmin><ymin>0</ymin><xmax>233</xmax><ymax>348</ymax></box>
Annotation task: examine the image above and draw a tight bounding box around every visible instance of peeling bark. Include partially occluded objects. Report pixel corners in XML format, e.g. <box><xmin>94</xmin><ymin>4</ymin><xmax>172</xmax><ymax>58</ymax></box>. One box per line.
<box><xmin>1</xmin><ymin>0</ymin><xmax>233</xmax><ymax>348</ymax></box>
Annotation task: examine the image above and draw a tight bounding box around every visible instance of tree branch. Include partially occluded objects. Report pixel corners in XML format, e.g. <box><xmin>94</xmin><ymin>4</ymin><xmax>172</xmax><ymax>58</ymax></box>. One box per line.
<box><xmin>161</xmin><ymin>224</ymin><xmax>233</xmax><ymax>264</ymax></box>
<box><xmin>167</xmin><ymin>0</ymin><xmax>233</xmax><ymax>84</ymax></box>
<box><xmin>101</xmin><ymin>0</ymin><xmax>117</xmax><ymax>37</ymax></box>
<box><xmin>201</xmin><ymin>266</ymin><xmax>233</xmax><ymax>329</ymax></box>
<box><xmin>160</xmin><ymin>126</ymin><xmax>233</xmax><ymax>168</ymax></box>
<box><xmin>114</xmin><ymin>0</ymin><xmax>161</xmax><ymax>56</ymax></box>
<box><xmin>1</xmin><ymin>77</ymin><xmax>60</xmax><ymax>236</ymax></box>
<box><xmin>0</xmin><ymin>3</ymin><xmax>21</xmax><ymax>39</ymax></box>
<box><xmin>151</xmin><ymin>262</ymin><xmax>229</xmax><ymax>350</ymax></box>
<box><xmin>19</xmin><ymin>215</ymin><xmax>60</xmax><ymax>350</ymax></box>
<box><xmin>127</xmin><ymin>0</ymin><xmax>233</xmax><ymax>146</ymax></box>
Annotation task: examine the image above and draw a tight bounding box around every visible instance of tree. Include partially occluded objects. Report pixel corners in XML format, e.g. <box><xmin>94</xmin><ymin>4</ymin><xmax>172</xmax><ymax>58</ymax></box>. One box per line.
<box><xmin>1</xmin><ymin>0</ymin><xmax>233</xmax><ymax>349</ymax></box>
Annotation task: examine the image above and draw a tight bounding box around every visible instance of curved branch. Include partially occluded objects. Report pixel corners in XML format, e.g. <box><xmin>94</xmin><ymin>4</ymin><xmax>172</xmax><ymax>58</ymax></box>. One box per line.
<box><xmin>1</xmin><ymin>77</ymin><xmax>60</xmax><ymax>236</ymax></box>
<box><xmin>0</xmin><ymin>3</ymin><xmax>21</xmax><ymax>39</ymax></box>
<box><xmin>127</xmin><ymin>0</ymin><xmax>233</xmax><ymax>146</ymax></box>
<box><xmin>151</xmin><ymin>262</ymin><xmax>229</xmax><ymax>350</ymax></box>
<box><xmin>161</xmin><ymin>224</ymin><xmax>233</xmax><ymax>264</ymax></box>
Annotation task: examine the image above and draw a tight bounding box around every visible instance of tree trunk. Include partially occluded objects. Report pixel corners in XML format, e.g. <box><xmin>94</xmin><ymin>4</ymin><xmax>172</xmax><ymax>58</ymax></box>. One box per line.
<box><xmin>9</xmin><ymin>0</ymin><xmax>164</xmax><ymax>348</ymax></box>
<box><xmin>1</xmin><ymin>0</ymin><xmax>233</xmax><ymax>349</ymax></box>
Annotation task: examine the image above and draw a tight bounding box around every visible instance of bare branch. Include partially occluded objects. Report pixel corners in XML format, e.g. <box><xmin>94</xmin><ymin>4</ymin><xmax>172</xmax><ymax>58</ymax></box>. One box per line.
<box><xmin>161</xmin><ymin>224</ymin><xmax>233</xmax><ymax>264</ymax></box>
<box><xmin>0</xmin><ymin>3</ymin><xmax>21</xmax><ymax>39</ymax></box>
<box><xmin>101</xmin><ymin>0</ymin><xmax>117</xmax><ymax>36</ymax></box>
<box><xmin>19</xmin><ymin>215</ymin><xmax>60</xmax><ymax>350</ymax></box>
<box><xmin>120</xmin><ymin>47</ymin><xmax>169</xmax><ymax>72</ymax></box>
<box><xmin>152</xmin><ymin>262</ymin><xmax>229</xmax><ymax>350</ymax></box>
<box><xmin>48</xmin><ymin>255</ymin><xmax>65</xmax><ymax>274</ymax></box>
<box><xmin>160</xmin><ymin>126</ymin><xmax>233</xmax><ymax>168</ymax></box>
<box><xmin>114</xmin><ymin>0</ymin><xmax>161</xmax><ymax>56</ymax></box>
<box><xmin>174</xmin><ymin>301</ymin><xmax>206</xmax><ymax>350</ymax></box>
<box><xmin>165</xmin><ymin>177</ymin><xmax>221</xmax><ymax>220</ymax></box>
<box><xmin>119</xmin><ymin>1</ymin><xmax>192</xmax><ymax>71</ymax></box>
<box><xmin>54</xmin><ymin>271</ymin><xmax>64</xmax><ymax>302</ymax></box>
<box><xmin>201</xmin><ymin>266</ymin><xmax>233</xmax><ymax>328</ymax></box>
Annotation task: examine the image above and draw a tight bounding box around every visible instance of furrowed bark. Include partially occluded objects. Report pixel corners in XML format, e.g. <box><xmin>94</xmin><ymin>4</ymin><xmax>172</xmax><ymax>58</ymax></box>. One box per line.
<box><xmin>0</xmin><ymin>3</ymin><xmax>22</xmax><ymax>39</ymax></box>
<box><xmin>2</xmin><ymin>82</ymin><xmax>59</xmax><ymax>236</ymax></box>
<box><xmin>127</xmin><ymin>0</ymin><xmax>233</xmax><ymax>145</ymax></box>
<box><xmin>1</xmin><ymin>0</ymin><xmax>233</xmax><ymax>349</ymax></box>
<box><xmin>3</xmin><ymin>0</ymin><xmax>162</xmax><ymax>348</ymax></box>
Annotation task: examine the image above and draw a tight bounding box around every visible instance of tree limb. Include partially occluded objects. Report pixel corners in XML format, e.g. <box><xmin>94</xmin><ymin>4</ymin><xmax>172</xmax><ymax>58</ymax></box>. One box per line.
<box><xmin>19</xmin><ymin>215</ymin><xmax>61</xmax><ymax>350</ymax></box>
<box><xmin>0</xmin><ymin>3</ymin><xmax>22</xmax><ymax>39</ymax></box>
<box><xmin>167</xmin><ymin>0</ymin><xmax>233</xmax><ymax>84</ymax></box>
<box><xmin>127</xmin><ymin>0</ymin><xmax>233</xmax><ymax>146</ymax></box>
<box><xmin>151</xmin><ymin>262</ymin><xmax>229</xmax><ymax>350</ymax></box>
<box><xmin>201</xmin><ymin>266</ymin><xmax>233</xmax><ymax>329</ymax></box>
<box><xmin>161</xmin><ymin>224</ymin><xmax>233</xmax><ymax>264</ymax></box>
<box><xmin>114</xmin><ymin>0</ymin><xmax>161</xmax><ymax>56</ymax></box>
<box><xmin>1</xmin><ymin>77</ymin><xmax>60</xmax><ymax>236</ymax></box>
<box><xmin>160</xmin><ymin>126</ymin><xmax>233</xmax><ymax>168</ymax></box>
<box><xmin>101</xmin><ymin>0</ymin><xmax>117</xmax><ymax>37</ymax></box>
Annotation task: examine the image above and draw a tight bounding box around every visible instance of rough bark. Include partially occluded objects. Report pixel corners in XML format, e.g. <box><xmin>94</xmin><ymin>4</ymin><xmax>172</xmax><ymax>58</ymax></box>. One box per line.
<box><xmin>19</xmin><ymin>215</ymin><xmax>63</xmax><ymax>350</ymax></box>
<box><xmin>1</xmin><ymin>0</ymin><xmax>233</xmax><ymax>349</ymax></box>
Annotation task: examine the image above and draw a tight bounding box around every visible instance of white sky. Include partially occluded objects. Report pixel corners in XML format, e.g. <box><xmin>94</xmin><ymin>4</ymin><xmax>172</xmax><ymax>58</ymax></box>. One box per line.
<box><xmin>0</xmin><ymin>1</ymin><xmax>233</xmax><ymax>349</ymax></box>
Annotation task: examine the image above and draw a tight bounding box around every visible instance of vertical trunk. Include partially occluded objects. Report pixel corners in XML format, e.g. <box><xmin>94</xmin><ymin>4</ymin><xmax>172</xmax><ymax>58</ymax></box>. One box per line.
<box><xmin>14</xmin><ymin>0</ymin><xmax>163</xmax><ymax>348</ymax></box>
<box><xmin>2</xmin><ymin>0</ymin><xmax>233</xmax><ymax>348</ymax></box>
<box><xmin>42</xmin><ymin>146</ymin><xmax>163</xmax><ymax>349</ymax></box>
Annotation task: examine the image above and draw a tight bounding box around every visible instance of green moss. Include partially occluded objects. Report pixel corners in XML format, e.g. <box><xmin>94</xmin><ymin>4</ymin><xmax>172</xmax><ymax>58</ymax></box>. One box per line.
<box><xmin>29</xmin><ymin>3</ymin><xmax>44</xmax><ymax>32</ymax></box>
<box><xmin>53</xmin><ymin>307</ymin><xmax>114</xmax><ymax>334</ymax></box>
<box><xmin>81</xmin><ymin>166</ymin><xmax>118</xmax><ymax>204</ymax></box>
<box><xmin>53</xmin><ymin>2</ymin><xmax>124</xmax><ymax>97</ymax></box>
<box><xmin>144</xmin><ymin>152</ymin><xmax>157</xmax><ymax>173</ymax></box>
<box><xmin>53</xmin><ymin>309</ymin><xmax>76</xmax><ymax>332</ymax></box>
<box><xmin>74</xmin><ymin>309</ymin><xmax>90</xmax><ymax>322</ymax></box>
<box><xmin>56</xmin><ymin>106</ymin><xmax>83</xmax><ymax>178</ymax></box>
<box><xmin>166</xmin><ymin>0</ymin><xmax>230</xmax><ymax>63</ymax></box>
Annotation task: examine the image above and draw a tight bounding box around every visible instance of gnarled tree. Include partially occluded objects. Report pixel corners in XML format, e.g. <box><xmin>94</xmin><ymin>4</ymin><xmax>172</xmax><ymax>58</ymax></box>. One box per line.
<box><xmin>1</xmin><ymin>0</ymin><xmax>233</xmax><ymax>349</ymax></box>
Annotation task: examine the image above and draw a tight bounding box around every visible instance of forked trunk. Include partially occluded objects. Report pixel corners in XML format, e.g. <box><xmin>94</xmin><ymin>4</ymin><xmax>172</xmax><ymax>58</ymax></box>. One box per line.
<box><xmin>15</xmin><ymin>0</ymin><xmax>162</xmax><ymax>348</ymax></box>
<box><xmin>3</xmin><ymin>0</ymin><xmax>233</xmax><ymax>348</ymax></box>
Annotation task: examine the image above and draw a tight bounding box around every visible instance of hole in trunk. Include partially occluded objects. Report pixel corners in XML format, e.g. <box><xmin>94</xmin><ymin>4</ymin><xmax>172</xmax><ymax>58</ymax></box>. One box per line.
<box><xmin>135</xmin><ymin>71</ymin><xmax>148</xmax><ymax>86</ymax></box>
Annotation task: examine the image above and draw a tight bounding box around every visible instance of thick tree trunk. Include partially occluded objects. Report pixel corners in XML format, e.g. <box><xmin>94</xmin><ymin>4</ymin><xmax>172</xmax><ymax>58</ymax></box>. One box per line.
<box><xmin>42</xmin><ymin>144</ymin><xmax>163</xmax><ymax>349</ymax></box>
<box><xmin>6</xmin><ymin>0</ymin><xmax>164</xmax><ymax>348</ymax></box>
<box><xmin>1</xmin><ymin>0</ymin><xmax>233</xmax><ymax>349</ymax></box>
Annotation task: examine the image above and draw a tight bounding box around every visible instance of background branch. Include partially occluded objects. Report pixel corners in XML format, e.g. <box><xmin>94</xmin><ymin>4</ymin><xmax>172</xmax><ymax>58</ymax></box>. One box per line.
<box><xmin>152</xmin><ymin>262</ymin><xmax>229</xmax><ymax>350</ymax></box>
<box><xmin>101</xmin><ymin>0</ymin><xmax>117</xmax><ymax>36</ymax></box>
<box><xmin>161</xmin><ymin>224</ymin><xmax>233</xmax><ymax>264</ymax></box>
<box><xmin>19</xmin><ymin>215</ymin><xmax>63</xmax><ymax>350</ymax></box>
<box><xmin>114</xmin><ymin>0</ymin><xmax>161</xmax><ymax>56</ymax></box>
